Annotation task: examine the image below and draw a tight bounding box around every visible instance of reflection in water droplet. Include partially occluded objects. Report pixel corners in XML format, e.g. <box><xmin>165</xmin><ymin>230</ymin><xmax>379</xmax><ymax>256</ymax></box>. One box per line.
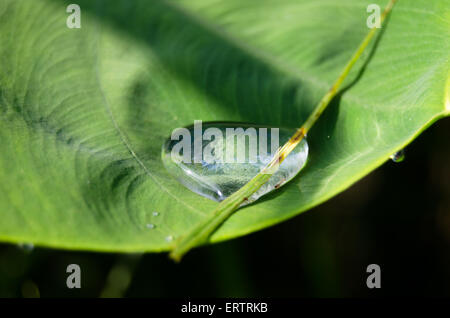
<box><xmin>162</xmin><ymin>122</ymin><xmax>308</xmax><ymax>205</ymax></box>
<box><xmin>152</xmin><ymin>211</ymin><xmax>160</xmax><ymax>217</ymax></box>
<box><xmin>146</xmin><ymin>223</ymin><xmax>156</xmax><ymax>229</ymax></box>
<box><xmin>390</xmin><ymin>149</ymin><xmax>405</xmax><ymax>163</ymax></box>
<box><xmin>18</xmin><ymin>243</ymin><xmax>34</xmax><ymax>252</ymax></box>
<box><xmin>165</xmin><ymin>235</ymin><xmax>174</xmax><ymax>242</ymax></box>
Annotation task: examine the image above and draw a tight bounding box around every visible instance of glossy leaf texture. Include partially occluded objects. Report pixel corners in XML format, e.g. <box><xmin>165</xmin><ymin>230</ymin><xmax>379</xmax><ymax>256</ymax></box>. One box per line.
<box><xmin>0</xmin><ymin>0</ymin><xmax>448</xmax><ymax>251</ymax></box>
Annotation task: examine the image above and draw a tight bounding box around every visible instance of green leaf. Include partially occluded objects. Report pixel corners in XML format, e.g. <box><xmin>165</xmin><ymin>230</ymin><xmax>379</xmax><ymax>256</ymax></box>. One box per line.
<box><xmin>0</xmin><ymin>0</ymin><xmax>448</xmax><ymax>252</ymax></box>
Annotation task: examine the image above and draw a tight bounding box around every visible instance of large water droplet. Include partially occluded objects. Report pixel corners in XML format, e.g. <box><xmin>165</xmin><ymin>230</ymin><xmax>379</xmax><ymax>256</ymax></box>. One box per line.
<box><xmin>162</xmin><ymin>122</ymin><xmax>308</xmax><ymax>205</ymax></box>
<box><xmin>390</xmin><ymin>149</ymin><xmax>405</xmax><ymax>163</ymax></box>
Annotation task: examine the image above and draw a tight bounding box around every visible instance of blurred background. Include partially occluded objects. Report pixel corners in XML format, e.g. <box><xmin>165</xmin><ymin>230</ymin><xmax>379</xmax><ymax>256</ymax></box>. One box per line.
<box><xmin>1</xmin><ymin>117</ymin><xmax>449</xmax><ymax>298</ymax></box>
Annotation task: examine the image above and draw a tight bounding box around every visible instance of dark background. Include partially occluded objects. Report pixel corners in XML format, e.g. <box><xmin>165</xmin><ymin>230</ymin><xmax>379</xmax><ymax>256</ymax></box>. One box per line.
<box><xmin>0</xmin><ymin>117</ymin><xmax>449</xmax><ymax>298</ymax></box>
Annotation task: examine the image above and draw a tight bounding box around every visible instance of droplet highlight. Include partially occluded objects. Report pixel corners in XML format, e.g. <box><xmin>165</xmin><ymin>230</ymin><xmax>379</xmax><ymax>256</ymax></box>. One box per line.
<box><xmin>18</xmin><ymin>243</ymin><xmax>34</xmax><ymax>252</ymax></box>
<box><xmin>390</xmin><ymin>149</ymin><xmax>405</xmax><ymax>163</ymax></box>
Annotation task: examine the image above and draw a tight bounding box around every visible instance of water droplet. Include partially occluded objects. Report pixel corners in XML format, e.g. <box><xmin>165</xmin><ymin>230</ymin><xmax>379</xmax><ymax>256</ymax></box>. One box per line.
<box><xmin>162</xmin><ymin>122</ymin><xmax>308</xmax><ymax>205</ymax></box>
<box><xmin>152</xmin><ymin>211</ymin><xmax>160</xmax><ymax>217</ymax></box>
<box><xmin>146</xmin><ymin>223</ymin><xmax>156</xmax><ymax>229</ymax></box>
<box><xmin>390</xmin><ymin>149</ymin><xmax>405</xmax><ymax>163</ymax></box>
<box><xmin>18</xmin><ymin>243</ymin><xmax>34</xmax><ymax>252</ymax></box>
<box><xmin>165</xmin><ymin>235</ymin><xmax>174</xmax><ymax>242</ymax></box>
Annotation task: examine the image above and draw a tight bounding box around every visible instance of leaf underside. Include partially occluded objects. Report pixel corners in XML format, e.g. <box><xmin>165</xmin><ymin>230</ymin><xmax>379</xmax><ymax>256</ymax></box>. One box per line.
<box><xmin>0</xmin><ymin>0</ymin><xmax>448</xmax><ymax>252</ymax></box>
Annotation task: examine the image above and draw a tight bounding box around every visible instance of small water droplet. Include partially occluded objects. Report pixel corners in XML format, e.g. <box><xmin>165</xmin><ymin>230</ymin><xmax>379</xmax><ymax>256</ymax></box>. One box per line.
<box><xmin>327</xmin><ymin>135</ymin><xmax>330</xmax><ymax>139</ymax></box>
<box><xmin>162</xmin><ymin>122</ymin><xmax>308</xmax><ymax>205</ymax></box>
<box><xmin>165</xmin><ymin>235</ymin><xmax>174</xmax><ymax>242</ymax></box>
<box><xmin>146</xmin><ymin>223</ymin><xmax>156</xmax><ymax>229</ymax></box>
<box><xmin>390</xmin><ymin>149</ymin><xmax>405</xmax><ymax>163</ymax></box>
<box><xmin>152</xmin><ymin>211</ymin><xmax>160</xmax><ymax>217</ymax></box>
<box><xmin>18</xmin><ymin>243</ymin><xmax>34</xmax><ymax>252</ymax></box>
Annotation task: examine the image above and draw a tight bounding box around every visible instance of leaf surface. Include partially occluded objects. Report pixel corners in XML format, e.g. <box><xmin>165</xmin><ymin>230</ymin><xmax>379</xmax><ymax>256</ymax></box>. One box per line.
<box><xmin>0</xmin><ymin>0</ymin><xmax>448</xmax><ymax>251</ymax></box>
